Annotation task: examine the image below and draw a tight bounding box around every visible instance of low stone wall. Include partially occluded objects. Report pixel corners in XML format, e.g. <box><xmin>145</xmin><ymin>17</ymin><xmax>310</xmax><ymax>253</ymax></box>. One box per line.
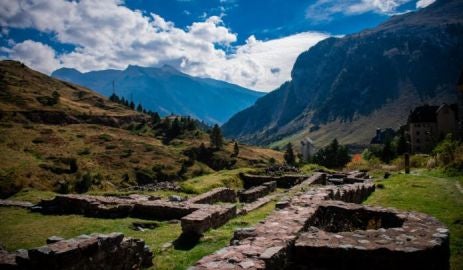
<box><xmin>0</xmin><ymin>233</ymin><xmax>153</xmax><ymax>270</ymax></box>
<box><xmin>181</xmin><ymin>204</ymin><xmax>237</xmax><ymax>235</ymax></box>
<box><xmin>187</xmin><ymin>187</ymin><xmax>236</xmax><ymax>204</ymax></box>
<box><xmin>294</xmin><ymin>201</ymin><xmax>449</xmax><ymax>270</ymax></box>
<box><xmin>35</xmin><ymin>193</ymin><xmax>238</xmax><ymax>237</ymax></box>
<box><xmin>240</xmin><ymin>173</ymin><xmax>310</xmax><ymax>189</ymax></box>
<box><xmin>35</xmin><ymin>194</ymin><xmax>199</xmax><ymax>220</ymax></box>
<box><xmin>0</xmin><ymin>199</ymin><xmax>33</xmax><ymax>209</ymax></box>
<box><xmin>238</xmin><ymin>181</ymin><xmax>276</xmax><ymax>203</ymax></box>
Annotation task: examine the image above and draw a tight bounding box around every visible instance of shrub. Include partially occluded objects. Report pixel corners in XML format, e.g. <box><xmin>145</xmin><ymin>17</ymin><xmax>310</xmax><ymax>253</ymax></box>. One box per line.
<box><xmin>77</xmin><ymin>148</ymin><xmax>91</xmax><ymax>155</ymax></box>
<box><xmin>98</xmin><ymin>133</ymin><xmax>113</xmax><ymax>142</ymax></box>
<box><xmin>75</xmin><ymin>172</ymin><xmax>93</xmax><ymax>193</ymax></box>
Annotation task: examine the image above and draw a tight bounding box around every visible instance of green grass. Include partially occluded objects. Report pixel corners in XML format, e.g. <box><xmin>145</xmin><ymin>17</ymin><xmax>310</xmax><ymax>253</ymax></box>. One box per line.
<box><xmin>364</xmin><ymin>171</ymin><xmax>463</xmax><ymax>270</ymax></box>
<box><xmin>0</xmin><ymin>198</ymin><xmax>275</xmax><ymax>270</ymax></box>
<box><xmin>180</xmin><ymin>168</ymin><xmax>254</xmax><ymax>194</ymax></box>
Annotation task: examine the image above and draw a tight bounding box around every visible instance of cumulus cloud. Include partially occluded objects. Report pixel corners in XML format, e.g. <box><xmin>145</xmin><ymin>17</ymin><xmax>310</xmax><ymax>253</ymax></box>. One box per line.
<box><xmin>306</xmin><ymin>0</ymin><xmax>412</xmax><ymax>21</ymax></box>
<box><xmin>4</xmin><ymin>40</ymin><xmax>60</xmax><ymax>74</ymax></box>
<box><xmin>0</xmin><ymin>0</ymin><xmax>328</xmax><ymax>91</ymax></box>
<box><xmin>416</xmin><ymin>0</ymin><xmax>436</xmax><ymax>8</ymax></box>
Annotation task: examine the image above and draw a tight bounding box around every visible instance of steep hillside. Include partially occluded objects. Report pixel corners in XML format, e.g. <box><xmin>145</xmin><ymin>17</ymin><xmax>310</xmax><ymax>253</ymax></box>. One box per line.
<box><xmin>0</xmin><ymin>61</ymin><xmax>282</xmax><ymax>198</ymax></box>
<box><xmin>52</xmin><ymin>65</ymin><xmax>264</xmax><ymax>124</ymax></box>
<box><xmin>223</xmin><ymin>0</ymin><xmax>463</xmax><ymax>147</ymax></box>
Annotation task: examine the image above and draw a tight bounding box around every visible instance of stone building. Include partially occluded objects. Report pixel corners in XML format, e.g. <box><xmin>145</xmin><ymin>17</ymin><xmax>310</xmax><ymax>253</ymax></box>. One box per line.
<box><xmin>300</xmin><ymin>137</ymin><xmax>316</xmax><ymax>162</ymax></box>
<box><xmin>408</xmin><ymin>104</ymin><xmax>459</xmax><ymax>153</ymax></box>
<box><xmin>370</xmin><ymin>128</ymin><xmax>396</xmax><ymax>144</ymax></box>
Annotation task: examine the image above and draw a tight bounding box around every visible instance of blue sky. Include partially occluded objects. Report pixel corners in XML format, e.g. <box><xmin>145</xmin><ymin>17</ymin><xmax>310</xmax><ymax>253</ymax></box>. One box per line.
<box><xmin>0</xmin><ymin>0</ymin><xmax>435</xmax><ymax>91</ymax></box>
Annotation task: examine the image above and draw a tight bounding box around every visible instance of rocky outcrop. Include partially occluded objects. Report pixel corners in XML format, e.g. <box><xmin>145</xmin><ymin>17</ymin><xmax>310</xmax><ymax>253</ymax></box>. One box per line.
<box><xmin>0</xmin><ymin>233</ymin><xmax>153</xmax><ymax>270</ymax></box>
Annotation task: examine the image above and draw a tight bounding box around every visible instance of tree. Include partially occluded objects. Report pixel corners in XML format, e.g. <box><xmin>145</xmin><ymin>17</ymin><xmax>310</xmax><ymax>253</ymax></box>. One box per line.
<box><xmin>151</xmin><ymin>112</ymin><xmax>161</xmax><ymax>126</ymax></box>
<box><xmin>210</xmin><ymin>124</ymin><xmax>223</xmax><ymax>149</ymax></box>
<box><xmin>51</xmin><ymin>90</ymin><xmax>60</xmax><ymax>105</ymax></box>
<box><xmin>284</xmin><ymin>143</ymin><xmax>296</xmax><ymax>165</ymax></box>
<box><xmin>313</xmin><ymin>139</ymin><xmax>350</xmax><ymax>168</ymax></box>
<box><xmin>129</xmin><ymin>101</ymin><xmax>135</xmax><ymax>110</ymax></box>
<box><xmin>136</xmin><ymin>103</ymin><xmax>143</xmax><ymax>112</ymax></box>
<box><xmin>233</xmin><ymin>141</ymin><xmax>240</xmax><ymax>157</ymax></box>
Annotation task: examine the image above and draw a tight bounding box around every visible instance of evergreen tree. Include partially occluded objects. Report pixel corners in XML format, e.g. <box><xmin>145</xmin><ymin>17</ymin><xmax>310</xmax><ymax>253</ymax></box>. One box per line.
<box><xmin>136</xmin><ymin>103</ymin><xmax>143</xmax><ymax>112</ymax></box>
<box><xmin>129</xmin><ymin>101</ymin><xmax>135</xmax><ymax>110</ymax></box>
<box><xmin>284</xmin><ymin>143</ymin><xmax>296</xmax><ymax>165</ymax></box>
<box><xmin>313</xmin><ymin>139</ymin><xmax>350</xmax><ymax>168</ymax></box>
<box><xmin>109</xmin><ymin>93</ymin><xmax>119</xmax><ymax>103</ymax></box>
<box><xmin>233</xmin><ymin>141</ymin><xmax>240</xmax><ymax>157</ymax></box>
<box><xmin>151</xmin><ymin>112</ymin><xmax>161</xmax><ymax>126</ymax></box>
<box><xmin>210</xmin><ymin>124</ymin><xmax>224</xmax><ymax>149</ymax></box>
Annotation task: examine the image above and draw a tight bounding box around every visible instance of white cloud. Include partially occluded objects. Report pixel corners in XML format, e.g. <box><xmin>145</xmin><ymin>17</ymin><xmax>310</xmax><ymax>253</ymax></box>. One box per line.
<box><xmin>416</xmin><ymin>0</ymin><xmax>436</xmax><ymax>8</ymax></box>
<box><xmin>306</xmin><ymin>0</ymin><xmax>412</xmax><ymax>21</ymax></box>
<box><xmin>5</xmin><ymin>40</ymin><xmax>60</xmax><ymax>74</ymax></box>
<box><xmin>0</xmin><ymin>0</ymin><xmax>328</xmax><ymax>91</ymax></box>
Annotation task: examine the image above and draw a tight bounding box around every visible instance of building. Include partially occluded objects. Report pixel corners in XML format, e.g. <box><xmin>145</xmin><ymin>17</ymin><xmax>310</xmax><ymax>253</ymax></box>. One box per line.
<box><xmin>370</xmin><ymin>128</ymin><xmax>396</xmax><ymax>145</ymax></box>
<box><xmin>408</xmin><ymin>104</ymin><xmax>459</xmax><ymax>153</ymax></box>
<box><xmin>300</xmin><ymin>137</ymin><xmax>316</xmax><ymax>162</ymax></box>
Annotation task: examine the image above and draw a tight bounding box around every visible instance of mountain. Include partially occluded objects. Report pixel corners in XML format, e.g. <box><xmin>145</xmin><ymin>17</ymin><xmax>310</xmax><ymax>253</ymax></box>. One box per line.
<box><xmin>222</xmin><ymin>0</ymin><xmax>463</xmax><ymax>147</ymax></box>
<box><xmin>0</xmin><ymin>60</ymin><xmax>282</xmax><ymax>198</ymax></box>
<box><xmin>52</xmin><ymin>65</ymin><xmax>264</xmax><ymax>124</ymax></box>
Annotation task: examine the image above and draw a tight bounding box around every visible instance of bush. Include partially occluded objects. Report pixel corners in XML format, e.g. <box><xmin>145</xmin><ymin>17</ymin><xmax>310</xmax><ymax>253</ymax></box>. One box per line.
<box><xmin>75</xmin><ymin>173</ymin><xmax>93</xmax><ymax>193</ymax></box>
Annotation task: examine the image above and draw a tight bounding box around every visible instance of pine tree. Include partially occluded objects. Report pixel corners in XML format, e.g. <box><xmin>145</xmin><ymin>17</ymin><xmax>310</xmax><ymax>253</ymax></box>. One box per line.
<box><xmin>233</xmin><ymin>141</ymin><xmax>240</xmax><ymax>157</ymax></box>
<box><xmin>284</xmin><ymin>143</ymin><xmax>296</xmax><ymax>165</ymax></box>
<box><xmin>129</xmin><ymin>101</ymin><xmax>135</xmax><ymax>110</ymax></box>
<box><xmin>136</xmin><ymin>103</ymin><xmax>143</xmax><ymax>112</ymax></box>
<box><xmin>151</xmin><ymin>112</ymin><xmax>161</xmax><ymax>126</ymax></box>
<box><xmin>210</xmin><ymin>124</ymin><xmax>223</xmax><ymax>149</ymax></box>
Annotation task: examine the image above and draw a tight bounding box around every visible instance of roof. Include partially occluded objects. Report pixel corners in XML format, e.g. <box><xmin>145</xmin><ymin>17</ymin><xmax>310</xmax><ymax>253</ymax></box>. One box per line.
<box><xmin>408</xmin><ymin>104</ymin><xmax>459</xmax><ymax>123</ymax></box>
<box><xmin>408</xmin><ymin>105</ymin><xmax>439</xmax><ymax>123</ymax></box>
<box><xmin>301</xmin><ymin>137</ymin><xmax>314</xmax><ymax>145</ymax></box>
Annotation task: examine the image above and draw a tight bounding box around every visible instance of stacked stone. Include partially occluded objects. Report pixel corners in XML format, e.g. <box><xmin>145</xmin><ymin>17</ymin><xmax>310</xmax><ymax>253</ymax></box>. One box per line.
<box><xmin>238</xmin><ymin>181</ymin><xmax>276</xmax><ymax>203</ymax></box>
<box><xmin>240</xmin><ymin>174</ymin><xmax>310</xmax><ymax>189</ymax></box>
<box><xmin>187</xmin><ymin>187</ymin><xmax>237</xmax><ymax>204</ymax></box>
<box><xmin>191</xmin><ymin>175</ymin><xmax>385</xmax><ymax>270</ymax></box>
<box><xmin>294</xmin><ymin>201</ymin><xmax>449</xmax><ymax>270</ymax></box>
<box><xmin>0</xmin><ymin>233</ymin><xmax>153</xmax><ymax>270</ymax></box>
<box><xmin>181</xmin><ymin>204</ymin><xmax>237</xmax><ymax>235</ymax></box>
<box><xmin>0</xmin><ymin>200</ymin><xmax>33</xmax><ymax>209</ymax></box>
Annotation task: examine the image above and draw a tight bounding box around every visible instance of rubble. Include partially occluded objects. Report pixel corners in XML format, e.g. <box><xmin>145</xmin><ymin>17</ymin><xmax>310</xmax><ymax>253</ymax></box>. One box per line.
<box><xmin>239</xmin><ymin>181</ymin><xmax>276</xmax><ymax>203</ymax></box>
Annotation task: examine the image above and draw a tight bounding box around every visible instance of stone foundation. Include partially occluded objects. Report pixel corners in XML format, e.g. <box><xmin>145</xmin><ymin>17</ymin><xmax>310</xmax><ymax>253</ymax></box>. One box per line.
<box><xmin>238</xmin><ymin>181</ymin><xmax>276</xmax><ymax>203</ymax></box>
<box><xmin>34</xmin><ymin>193</ymin><xmax>238</xmax><ymax>237</ymax></box>
<box><xmin>0</xmin><ymin>233</ymin><xmax>153</xmax><ymax>270</ymax></box>
<box><xmin>240</xmin><ymin>173</ymin><xmax>310</xmax><ymax>189</ymax></box>
<box><xmin>181</xmin><ymin>204</ymin><xmax>237</xmax><ymax>235</ymax></box>
<box><xmin>294</xmin><ymin>201</ymin><xmax>449</xmax><ymax>270</ymax></box>
<box><xmin>191</xmin><ymin>172</ymin><xmax>449</xmax><ymax>270</ymax></box>
<box><xmin>187</xmin><ymin>187</ymin><xmax>236</xmax><ymax>204</ymax></box>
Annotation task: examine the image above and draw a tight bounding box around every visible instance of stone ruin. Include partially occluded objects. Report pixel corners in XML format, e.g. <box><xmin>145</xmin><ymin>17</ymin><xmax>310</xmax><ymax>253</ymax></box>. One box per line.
<box><xmin>33</xmin><ymin>188</ymin><xmax>239</xmax><ymax>238</ymax></box>
<box><xmin>0</xmin><ymin>169</ymin><xmax>451</xmax><ymax>270</ymax></box>
<box><xmin>0</xmin><ymin>233</ymin><xmax>153</xmax><ymax>270</ymax></box>
<box><xmin>191</xmin><ymin>173</ymin><xmax>450</xmax><ymax>270</ymax></box>
<box><xmin>239</xmin><ymin>181</ymin><xmax>276</xmax><ymax>203</ymax></box>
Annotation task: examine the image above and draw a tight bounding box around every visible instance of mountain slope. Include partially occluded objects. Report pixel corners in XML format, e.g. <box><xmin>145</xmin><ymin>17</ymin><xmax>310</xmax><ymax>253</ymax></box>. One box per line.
<box><xmin>0</xmin><ymin>60</ymin><xmax>282</xmax><ymax>197</ymax></box>
<box><xmin>223</xmin><ymin>0</ymin><xmax>463</xmax><ymax>147</ymax></box>
<box><xmin>52</xmin><ymin>65</ymin><xmax>264</xmax><ymax>124</ymax></box>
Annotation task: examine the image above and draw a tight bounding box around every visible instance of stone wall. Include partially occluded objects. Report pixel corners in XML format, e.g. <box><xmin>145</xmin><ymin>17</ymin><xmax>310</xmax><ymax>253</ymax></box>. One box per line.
<box><xmin>35</xmin><ymin>193</ymin><xmax>238</xmax><ymax>238</ymax></box>
<box><xmin>0</xmin><ymin>233</ymin><xmax>153</xmax><ymax>270</ymax></box>
<box><xmin>187</xmin><ymin>187</ymin><xmax>236</xmax><ymax>204</ymax></box>
<box><xmin>191</xmin><ymin>172</ymin><xmax>449</xmax><ymax>270</ymax></box>
<box><xmin>294</xmin><ymin>201</ymin><xmax>450</xmax><ymax>270</ymax></box>
<box><xmin>240</xmin><ymin>173</ymin><xmax>310</xmax><ymax>189</ymax></box>
<box><xmin>238</xmin><ymin>181</ymin><xmax>276</xmax><ymax>203</ymax></box>
<box><xmin>181</xmin><ymin>204</ymin><xmax>237</xmax><ymax>235</ymax></box>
